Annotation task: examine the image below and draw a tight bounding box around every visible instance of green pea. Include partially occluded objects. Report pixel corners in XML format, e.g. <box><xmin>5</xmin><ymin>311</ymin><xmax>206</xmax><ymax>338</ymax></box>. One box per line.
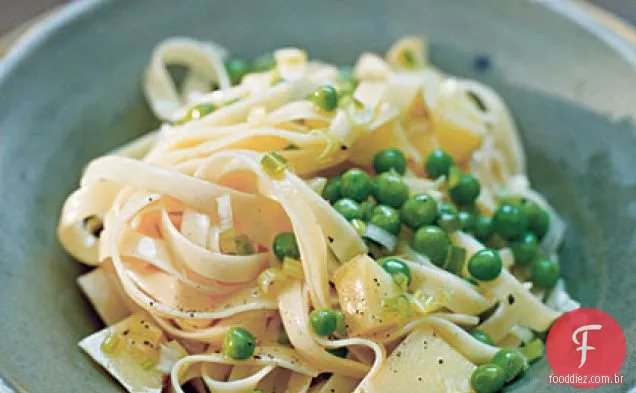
<box><xmin>400</xmin><ymin>193</ymin><xmax>438</xmax><ymax>230</ymax></box>
<box><xmin>471</xmin><ymin>330</ymin><xmax>495</xmax><ymax>346</ymax></box>
<box><xmin>369</xmin><ymin>205</ymin><xmax>402</xmax><ymax>235</ymax></box>
<box><xmin>424</xmin><ymin>149</ymin><xmax>455</xmax><ymax>179</ymax></box>
<box><xmin>373</xmin><ymin>149</ymin><xmax>407</xmax><ymax>175</ymax></box>
<box><xmin>360</xmin><ymin>199</ymin><xmax>377</xmax><ymax>221</ymax></box>
<box><xmin>309</xmin><ymin>309</ymin><xmax>338</xmax><ymax>336</ymax></box>
<box><xmin>252</xmin><ymin>390</ymin><xmax>264</xmax><ymax>393</ymax></box>
<box><xmin>492</xmin><ymin>349</ymin><xmax>529</xmax><ymax>382</ymax></box>
<box><xmin>379</xmin><ymin>257</ymin><xmax>412</xmax><ymax>287</ymax></box>
<box><xmin>272</xmin><ymin>232</ymin><xmax>300</xmax><ymax>261</ymax></box>
<box><xmin>322</xmin><ymin>176</ymin><xmax>342</xmax><ymax>204</ymax></box>
<box><xmin>471</xmin><ymin>364</ymin><xmax>506</xmax><ymax>393</ymax></box>
<box><xmin>474</xmin><ymin>215</ymin><xmax>493</xmax><ymax>242</ymax></box>
<box><xmin>450</xmin><ymin>174</ymin><xmax>481</xmax><ymax>206</ymax></box>
<box><xmin>251</xmin><ymin>53</ymin><xmax>276</xmax><ymax>72</ymax></box>
<box><xmin>373</xmin><ymin>172</ymin><xmax>409</xmax><ymax>208</ymax></box>
<box><xmin>327</xmin><ymin>347</ymin><xmax>348</xmax><ymax>358</ymax></box>
<box><xmin>468</xmin><ymin>249</ymin><xmax>502</xmax><ymax>281</ymax></box>
<box><xmin>223</xmin><ymin>327</ymin><xmax>256</xmax><ymax>360</ymax></box>
<box><xmin>509</xmin><ymin>232</ymin><xmax>538</xmax><ymax>266</ymax></box>
<box><xmin>225</xmin><ymin>58</ymin><xmax>250</xmax><ymax>85</ymax></box>
<box><xmin>459</xmin><ymin>211</ymin><xmax>475</xmax><ymax>232</ymax></box>
<box><xmin>340</xmin><ymin>168</ymin><xmax>374</xmax><ymax>202</ymax></box>
<box><xmin>309</xmin><ymin>85</ymin><xmax>339</xmax><ymax>112</ymax></box>
<box><xmin>522</xmin><ymin>200</ymin><xmax>550</xmax><ymax>239</ymax></box>
<box><xmin>492</xmin><ymin>203</ymin><xmax>528</xmax><ymax>240</ymax></box>
<box><xmin>412</xmin><ymin>226</ymin><xmax>450</xmax><ymax>266</ymax></box>
<box><xmin>531</xmin><ymin>258</ymin><xmax>560</xmax><ymax>289</ymax></box>
<box><xmin>333</xmin><ymin>198</ymin><xmax>364</xmax><ymax>221</ymax></box>
<box><xmin>437</xmin><ymin>203</ymin><xmax>461</xmax><ymax>232</ymax></box>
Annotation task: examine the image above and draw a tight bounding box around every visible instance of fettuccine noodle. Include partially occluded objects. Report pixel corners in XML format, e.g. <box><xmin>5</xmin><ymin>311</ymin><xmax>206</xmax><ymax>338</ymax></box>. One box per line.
<box><xmin>60</xmin><ymin>36</ymin><xmax>578</xmax><ymax>393</ymax></box>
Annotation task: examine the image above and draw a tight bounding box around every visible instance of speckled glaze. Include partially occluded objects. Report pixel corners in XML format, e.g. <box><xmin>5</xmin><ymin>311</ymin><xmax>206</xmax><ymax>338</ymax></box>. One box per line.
<box><xmin>0</xmin><ymin>0</ymin><xmax>635</xmax><ymax>392</ymax></box>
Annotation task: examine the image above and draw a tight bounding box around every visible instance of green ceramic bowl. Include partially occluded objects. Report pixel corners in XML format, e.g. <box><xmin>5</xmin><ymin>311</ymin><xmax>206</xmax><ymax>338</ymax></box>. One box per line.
<box><xmin>0</xmin><ymin>0</ymin><xmax>634</xmax><ymax>391</ymax></box>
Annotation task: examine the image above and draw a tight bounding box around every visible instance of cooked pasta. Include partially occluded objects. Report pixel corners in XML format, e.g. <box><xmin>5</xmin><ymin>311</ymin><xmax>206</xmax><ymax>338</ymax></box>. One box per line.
<box><xmin>58</xmin><ymin>36</ymin><xmax>578</xmax><ymax>393</ymax></box>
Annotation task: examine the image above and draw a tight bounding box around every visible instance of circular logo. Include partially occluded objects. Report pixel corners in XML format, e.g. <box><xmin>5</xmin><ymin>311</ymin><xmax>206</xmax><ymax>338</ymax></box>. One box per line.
<box><xmin>546</xmin><ymin>308</ymin><xmax>626</xmax><ymax>388</ymax></box>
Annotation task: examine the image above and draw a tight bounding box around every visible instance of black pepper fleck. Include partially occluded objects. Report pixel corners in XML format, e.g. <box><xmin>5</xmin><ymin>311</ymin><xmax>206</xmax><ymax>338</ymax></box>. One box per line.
<box><xmin>340</xmin><ymin>145</ymin><xmax>348</xmax><ymax>151</ymax></box>
<box><xmin>507</xmin><ymin>294</ymin><xmax>515</xmax><ymax>305</ymax></box>
<box><xmin>437</xmin><ymin>357</ymin><xmax>444</xmax><ymax>364</ymax></box>
<box><xmin>328</xmin><ymin>236</ymin><xmax>334</xmax><ymax>243</ymax></box>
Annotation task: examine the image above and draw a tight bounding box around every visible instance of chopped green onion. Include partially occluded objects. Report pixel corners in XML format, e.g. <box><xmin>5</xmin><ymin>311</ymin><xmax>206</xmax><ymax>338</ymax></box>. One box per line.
<box><xmin>363</xmin><ymin>223</ymin><xmax>398</xmax><ymax>252</ymax></box>
<box><xmin>220</xmin><ymin>229</ymin><xmax>238</xmax><ymax>254</ymax></box>
<box><xmin>235</xmin><ymin>234</ymin><xmax>255</xmax><ymax>255</ymax></box>
<box><xmin>420</xmin><ymin>289</ymin><xmax>451</xmax><ymax>314</ymax></box>
<box><xmin>179</xmin><ymin>102</ymin><xmax>215</xmax><ymax>124</ymax></box>
<box><xmin>520</xmin><ymin>338</ymin><xmax>545</xmax><ymax>363</ymax></box>
<box><xmin>392</xmin><ymin>272</ymin><xmax>409</xmax><ymax>292</ymax></box>
<box><xmin>220</xmin><ymin>230</ymin><xmax>254</xmax><ymax>255</ymax></box>
<box><xmin>401</xmin><ymin>50</ymin><xmax>417</xmax><ymax>68</ymax></box>
<box><xmin>261</xmin><ymin>152</ymin><xmax>289</xmax><ymax>178</ymax></box>
<box><xmin>351</xmin><ymin>219</ymin><xmax>367</xmax><ymax>236</ymax></box>
<box><xmin>383</xmin><ymin>294</ymin><xmax>412</xmax><ymax>318</ymax></box>
<box><xmin>257</xmin><ymin>267</ymin><xmax>287</xmax><ymax>297</ymax></box>
<box><xmin>140</xmin><ymin>358</ymin><xmax>157</xmax><ymax>371</ymax></box>
<box><xmin>100</xmin><ymin>333</ymin><xmax>120</xmax><ymax>354</ymax></box>
<box><xmin>447</xmin><ymin>166</ymin><xmax>462</xmax><ymax>189</ymax></box>
<box><xmin>282</xmin><ymin>257</ymin><xmax>304</xmax><ymax>280</ymax></box>
<box><xmin>444</xmin><ymin>245</ymin><xmax>466</xmax><ymax>275</ymax></box>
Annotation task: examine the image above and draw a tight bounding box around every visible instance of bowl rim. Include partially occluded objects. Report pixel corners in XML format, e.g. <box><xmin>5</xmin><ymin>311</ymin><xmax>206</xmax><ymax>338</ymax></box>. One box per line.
<box><xmin>1</xmin><ymin>0</ymin><xmax>636</xmax><ymax>86</ymax></box>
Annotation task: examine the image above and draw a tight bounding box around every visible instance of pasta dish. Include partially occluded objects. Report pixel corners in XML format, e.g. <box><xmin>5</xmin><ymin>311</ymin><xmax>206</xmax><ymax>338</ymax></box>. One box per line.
<box><xmin>57</xmin><ymin>37</ymin><xmax>579</xmax><ymax>393</ymax></box>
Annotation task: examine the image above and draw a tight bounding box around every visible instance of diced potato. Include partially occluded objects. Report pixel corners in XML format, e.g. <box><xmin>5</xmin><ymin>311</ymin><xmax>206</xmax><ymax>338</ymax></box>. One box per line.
<box><xmin>79</xmin><ymin>312</ymin><xmax>187</xmax><ymax>393</ymax></box>
<box><xmin>333</xmin><ymin>255</ymin><xmax>403</xmax><ymax>337</ymax></box>
<box><xmin>349</xmin><ymin>121</ymin><xmax>404</xmax><ymax>166</ymax></box>
<box><xmin>363</xmin><ymin>328</ymin><xmax>475</xmax><ymax>393</ymax></box>
<box><xmin>434</xmin><ymin>118</ymin><xmax>483</xmax><ymax>164</ymax></box>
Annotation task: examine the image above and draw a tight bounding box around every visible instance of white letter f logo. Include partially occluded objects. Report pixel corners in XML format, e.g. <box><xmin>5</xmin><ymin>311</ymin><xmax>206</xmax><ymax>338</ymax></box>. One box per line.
<box><xmin>572</xmin><ymin>324</ymin><xmax>602</xmax><ymax>368</ymax></box>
